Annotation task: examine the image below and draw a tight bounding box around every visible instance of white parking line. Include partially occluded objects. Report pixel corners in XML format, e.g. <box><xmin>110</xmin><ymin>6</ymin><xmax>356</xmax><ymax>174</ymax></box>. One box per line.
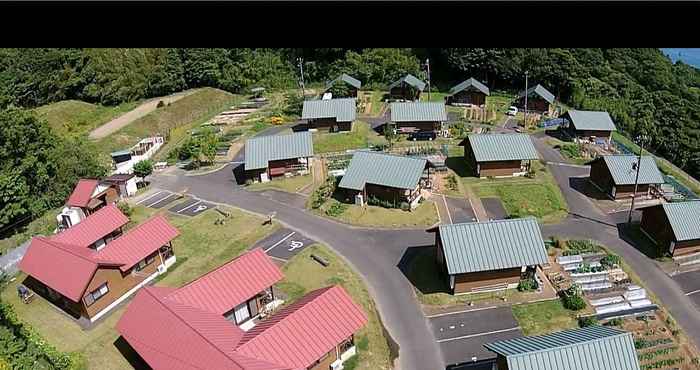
<box><xmin>685</xmin><ymin>289</ymin><xmax>700</xmax><ymax>296</ymax></box>
<box><xmin>442</xmin><ymin>195</ymin><xmax>453</xmax><ymax>224</ymax></box>
<box><xmin>136</xmin><ymin>191</ymin><xmax>164</xmax><ymax>205</ymax></box>
<box><xmin>146</xmin><ymin>193</ymin><xmax>177</xmax><ymax>208</ymax></box>
<box><xmin>265</xmin><ymin>232</ymin><xmax>296</xmax><ymax>253</ymax></box>
<box><xmin>426</xmin><ymin>305</ymin><xmax>500</xmax><ymax>319</ymax></box>
<box><xmin>176</xmin><ymin>200</ymin><xmax>202</xmax><ymax>214</ymax></box>
<box><xmin>436</xmin><ymin>327</ymin><xmax>520</xmax><ymax>343</ymax></box>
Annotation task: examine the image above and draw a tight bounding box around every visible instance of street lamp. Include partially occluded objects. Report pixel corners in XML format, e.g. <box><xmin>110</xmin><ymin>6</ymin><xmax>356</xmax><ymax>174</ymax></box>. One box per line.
<box><xmin>524</xmin><ymin>71</ymin><xmax>529</xmax><ymax>127</ymax></box>
<box><xmin>627</xmin><ymin>134</ymin><xmax>649</xmax><ymax>224</ymax></box>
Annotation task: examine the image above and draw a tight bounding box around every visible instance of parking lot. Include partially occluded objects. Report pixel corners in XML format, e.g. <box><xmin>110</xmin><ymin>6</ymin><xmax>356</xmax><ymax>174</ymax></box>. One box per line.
<box><xmin>443</xmin><ymin>196</ymin><xmax>477</xmax><ymax>224</ymax></box>
<box><xmin>251</xmin><ymin>227</ymin><xmax>316</xmax><ymax>261</ymax></box>
<box><xmin>137</xmin><ymin>189</ymin><xmax>215</xmax><ymax>217</ymax></box>
<box><xmin>136</xmin><ymin>190</ymin><xmax>182</xmax><ymax>209</ymax></box>
<box><xmin>673</xmin><ymin>270</ymin><xmax>700</xmax><ymax>309</ymax></box>
<box><xmin>481</xmin><ymin>197</ymin><xmax>507</xmax><ymax>220</ymax></box>
<box><xmin>428</xmin><ymin>306</ymin><xmax>522</xmax><ymax>367</ymax></box>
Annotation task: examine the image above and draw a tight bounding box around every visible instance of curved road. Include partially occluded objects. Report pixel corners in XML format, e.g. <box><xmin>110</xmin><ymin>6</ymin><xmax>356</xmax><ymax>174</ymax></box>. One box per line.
<box><xmin>149</xmin><ymin>131</ymin><xmax>700</xmax><ymax>370</ymax></box>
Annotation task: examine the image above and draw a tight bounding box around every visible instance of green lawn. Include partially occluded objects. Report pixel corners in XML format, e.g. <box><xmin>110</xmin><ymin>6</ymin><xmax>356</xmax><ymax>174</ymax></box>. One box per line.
<box><xmin>34</xmin><ymin>100</ymin><xmax>141</xmax><ymax>138</ymax></box>
<box><xmin>278</xmin><ymin>244</ymin><xmax>392</xmax><ymax>370</ymax></box>
<box><xmin>511</xmin><ymin>300</ymin><xmax>580</xmax><ymax>336</ymax></box>
<box><xmin>312</xmin><ymin>121</ymin><xmax>386</xmax><ymax>153</ymax></box>
<box><xmin>96</xmin><ymin>88</ymin><xmax>241</xmax><ymax>158</ymax></box>
<box><xmin>362</xmin><ymin>90</ymin><xmax>387</xmax><ymax>116</ymax></box>
<box><xmin>419</xmin><ymin>92</ymin><xmax>448</xmax><ymax>102</ymax></box>
<box><xmin>0</xmin><ymin>208</ymin><xmax>60</xmax><ymax>255</ymax></box>
<box><xmin>247</xmin><ymin>175</ymin><xmax>312</xmax><ymax>193</ymax></box>
<box><xmin>318</xmin><ymin>198</ymin><xmax>439</xmax><ymax>228</ymax></box>
<box><xmin>450</xmin><ymin>150</ymin><xmax>569</xmax><ymax>224</ymax></box>
<box><xmin>0</xmin><ymin>205</ymin><xmax>279</xmax><ymax>370</ymax></box>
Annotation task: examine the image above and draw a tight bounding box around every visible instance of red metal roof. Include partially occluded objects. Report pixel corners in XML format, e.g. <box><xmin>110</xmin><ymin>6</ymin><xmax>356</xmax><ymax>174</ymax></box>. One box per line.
<box><xmin>18</xmin><ymin>237</ymin><xmax>99</xmax><ymax>302</ymax></box>
<box><xmin>167</xmin><ymin>248</ymin><xmax>283</xmax><ymax>315</ymax></box>
<box><xmin>236</xmin><ymin>285</ymin><xmax>368</xmax><ymax>369</ymax></box>
<box><xmin>66</xmin><ymin>179</ymin><xmax>99</xmax><ymax>208</ymax></box>
<box><xmin>96</xmin><ymin>215</ymin><xmax>179</xmax><ymax>271</ymax></box>
<box><xmin>51</xmin><ymin>204</ymin><xmax>128</xmax><ymax>247</ymax></box>
<box><xmin>117</xmin><ymin>287</ymin><xmax>290</xmax><ymax>370</ymax></box>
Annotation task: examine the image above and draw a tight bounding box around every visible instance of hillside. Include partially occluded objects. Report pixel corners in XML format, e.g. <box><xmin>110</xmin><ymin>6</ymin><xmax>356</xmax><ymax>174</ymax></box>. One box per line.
<box><xmin>33</xmin><ymin>100</ymin><xmax>140</xmax><ymax>137</ymax></box>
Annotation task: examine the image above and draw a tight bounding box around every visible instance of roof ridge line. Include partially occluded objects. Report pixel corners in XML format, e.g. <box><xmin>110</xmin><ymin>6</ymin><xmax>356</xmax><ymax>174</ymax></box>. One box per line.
<box><xmin>505</xmin><ymin>330</ymin><xmax>632</xmax><ymax>357</ymax></box>
<box><xmin>38</xmin><ymin>237</ymin><xmax>100</xmax><ymax>265</ymax></box>
<box><xmin>441</xmin><ymin>217</ymin><xmax>537</xmax><ymax>227</ymax></box>
<box><xmin>148</xmin><ymin>288</ymin><xmax>249</xmax><ymax>368</ymax></box>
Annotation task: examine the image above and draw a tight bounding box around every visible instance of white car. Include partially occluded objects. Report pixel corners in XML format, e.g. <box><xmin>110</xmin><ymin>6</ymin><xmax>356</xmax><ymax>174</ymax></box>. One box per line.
<box><xmin>506</xmin><ymin>106</ymin><xmax>518</xmax><ymax>116</ymax></box>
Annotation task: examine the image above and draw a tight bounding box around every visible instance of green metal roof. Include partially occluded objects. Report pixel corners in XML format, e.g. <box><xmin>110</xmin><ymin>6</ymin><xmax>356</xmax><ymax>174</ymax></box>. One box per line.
<box><xmin>338</xmin><ymin>151</ymin><xmax>427</xmax><ymax>191</ymax></box>
<box><xmin>250</xmin><ymin>87</ymin><xmax>265</xmax><ymax>93</ymax></box>
<box><xmin>390</xmin><ymin>102</ymin><xmax>447</xmax><ymax>122</ymax></box>
<box><xmin>326</xmin><ymin>74</ymin><xmax>362</xmax><ymax>90</ymax></box>
<box><xmin>448</xmin><ymin>78</ymin><xmax>490</xmax><ymax>96</ymax></box>
<box><xmin>244</xmin><ymin>132</ymin><xmax>314</xmax><ymax>171</ymax></box>
<box><xmin>599</xmin><ymin>155</ymin><xmax>664</xmax><ymax>185</ymax></box>
<box><xmin>565</xmin><ymin>110</ymin><xmax>617</xmax><ymax>131</ymax></box>
<box><xmin>518</xmin><ymin>84</ymin><xmax>555</xmax><ymax>103</ymax></box>
<box><xmin>301</xmin><ymin>98</ymin><xmax>356</xmax><ymax>122</ymax></box>
<box><xmin>484</xmin><ymin>326</ymin><xmax>640</xmax><ymax>370</ymax></box>
<box><xmin>461</xmin><ymin>134</ymin><xmax>539</xmax><ymax>162</ymax></box>
<box><xmin>388</xmin><ymin>74</ymin><xmax>426</xmax><ymax>92</ymax></box>
<box><xmin>661</xmin><ymin>201</ymin><xmax>700</xmax><ymax>241</ymax></box>
<box><xmin>111</xmin><ymin>150</ymin><xmax>131</xmax><ymax>157</ymax></box>
<box><xmin>437</xmin><ymin>218</ymin><xmax>548</xmax><ymax>275</ymax></box>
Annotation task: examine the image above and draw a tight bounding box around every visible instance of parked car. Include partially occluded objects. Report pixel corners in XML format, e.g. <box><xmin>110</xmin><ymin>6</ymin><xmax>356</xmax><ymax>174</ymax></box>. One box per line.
<box><xmin>410</xmin><ymin>131</ymin><xmax>437</xmax><ymax>141</ymax></box>
<box><xmin>506</xmin><ymin>106</ymin><xmax>518</xmax><ymax>116</ymax></box>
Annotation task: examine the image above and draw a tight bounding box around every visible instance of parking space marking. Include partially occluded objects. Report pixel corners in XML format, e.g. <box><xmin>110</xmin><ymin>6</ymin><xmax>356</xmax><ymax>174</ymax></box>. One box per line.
<box><xmin>426</xmin><ymin>306</ymin><xmax>499</xmax><ymax>319</ymax></box>
<box><xmin>265</xmin><ymin>232</ymin><xmax>296</xmax><ymax>253</ymax></box>
<box><xmin>147</xmin><ymin>193</ymin><xmax>178</xmax><ymax>208</ymax></box>
<box><xmin>177</xmin><ymin>200</ymin><xmax>202</xmax><ymax>214</ymax></box>
<box><xmin>685</xmin><ymin>289</ymin><xmax>700</xmax><ymax>296</ymax></box>
<box><xmin>136</xmin><ymin>191</ymin><xmax>164</xmax><ymax>205</ymax></box>
<box><xmin>436</xmin><ymin>327</ymin><xmax>520</xmax><ymax>344</ymax></box>
<box><xmin>442</xmin><ymin>195</ymin><xmax>453</xmax><ymax>224</ymax></box>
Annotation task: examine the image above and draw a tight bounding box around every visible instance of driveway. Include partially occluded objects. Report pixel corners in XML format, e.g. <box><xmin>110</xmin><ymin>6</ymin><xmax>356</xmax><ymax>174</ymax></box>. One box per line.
<box><xmin>444</xmin><ymin>196</ymin><xmax>477</xmax><ymax>224</ymax></box>
<box><xmin>149</xmin><ymin>165</ymin><xmax>445</xmax><ymax>370</ymax></box>
<box><xmin>429</xmin><ymin>307</ymin><xmax>522</xmax><ymax>367</ymax></box>
<box><xmin>480</xmin><ymin>197</ymin><xmax>507</xmax><ymax>220</ymax></box>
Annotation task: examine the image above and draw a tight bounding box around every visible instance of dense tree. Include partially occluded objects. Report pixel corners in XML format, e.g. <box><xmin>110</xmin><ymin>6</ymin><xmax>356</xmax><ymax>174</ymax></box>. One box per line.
<box><xmin>133</xmin><ymin>160</ymin><xmax>154</xmax><ymax>183</ymax></box>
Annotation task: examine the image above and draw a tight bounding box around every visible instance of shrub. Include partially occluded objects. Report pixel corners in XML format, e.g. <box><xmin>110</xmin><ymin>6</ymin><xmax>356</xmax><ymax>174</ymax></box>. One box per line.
<box><xmin>563</xmin><ymin>239</ymin><xmax>602</xmax><ymax>256</ymax></box>
<box><xmin>560</xmin><ymin>143</ymin><xmax>582</xmax><ymax>159</ymax></box>
<box><xmin>600</xmin><ymin>254</ymin><xmax>622</xmax><ymax>268</ymax></box>
<box><xmin>446</xmin><ymin>174</ymin><xmax>459</xmax><ymax>191</ymax></box>
<box><xmin>517</xmin><ymin>278</ymin><xmax>538</xmax><ymax>292</ymax></box>
<box><xmin>367</xmin><ymin>195</ymin><xmax>397</xmax><ymax>209</ymax></box>
<box><xmin>325</xmin><ymin>201</ymin><xmax>348</xmax><ymax>217</ymax></box>
<box><xmin>311</xmin><ymin>175</ymin><xmax>337</xmax><ymax>209</ymax></box>
<box><xmin>605</xmin><ymin>318</ymin><xmax>624</xmax><ymax>327</ymax></box>
<box><xmin>156</xmin><ymin>100</ymin><xmax>165</xmax><ymax>108</ymax></box>
<box><xmin>561</xmin><ymin>285</ymin><xmax>586</xmax><ymax>311</ymax></box>
<box><xmin>578</xmin><ymin>316</ymin><xmax>599</xmax><ymax>328</ymax></box>
<box><xmin>116</xmin><ymin>201</ymin><xmax>133</xmax><ymax>217</ymax></box>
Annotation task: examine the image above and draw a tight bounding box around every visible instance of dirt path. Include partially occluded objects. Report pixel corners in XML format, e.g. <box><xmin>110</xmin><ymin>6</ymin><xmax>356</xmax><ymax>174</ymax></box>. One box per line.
<box><xmin>88</xmin><ymin>89</ymin><xmax>199</xmax><ymax>140</ymax></box>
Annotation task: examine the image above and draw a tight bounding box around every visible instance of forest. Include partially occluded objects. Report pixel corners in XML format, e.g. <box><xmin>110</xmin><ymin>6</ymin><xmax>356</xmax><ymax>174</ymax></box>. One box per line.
<box><xmin>1</xmin><ymin>48</ymin><xmax>699</xmax><ymax>232</ymax></box>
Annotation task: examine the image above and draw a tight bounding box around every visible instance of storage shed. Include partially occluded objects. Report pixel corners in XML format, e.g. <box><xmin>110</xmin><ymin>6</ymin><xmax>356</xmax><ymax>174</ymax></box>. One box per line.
<box><xmin>429</xmin><ymin>218</ymin><xmax>549</xmax><ymax>294</ymax></box>
<box><xmin>640</xmin><ymin>200</ymin><xmax>700</xmax><ymax>256</ymax></box>
<box><xmin>390</xmin><ymin>102</ymin><xmax>447</xmax><ymax>134</ymax></box>
<box><xmin>446</xmin><ymin>78</ymin><xmax>490</xmax><ymax>106</ymax></box>
<box><xmin>561</xmin><ymin>109</ymin><xmax>617</xmax><ymax>146</ymax></box>
<box><xmin>515</xmin><ymin>84</ymin><xmax>555</xmax><ymax>114</ymax></box>
<box><xmin>244</xmin><ymin>132</ymin><xmax>314</xmax><ymax>183</ymax></box>
<box><xmin>588</xmin><ymin>155</ymin><xmax>664</xmax><ymax>200</ymax></box>
<box><xmin>302</xmin><ymin>98</ymin><xmax>356</xmax><ymax>132</ymax></box>
<box><xmin>325</xmin><ymin>74</ymin><xmax>361</xmax><ymax>98</ymax></box>
<box><xmin>387</xmin><ymin>74</ymin><xmax>426</xmax><ymax>101</ymax></box>
<box><xmin>459</xmin><ymin>134</ymin><xmax>540</xmax><ymax>178</ymax></box>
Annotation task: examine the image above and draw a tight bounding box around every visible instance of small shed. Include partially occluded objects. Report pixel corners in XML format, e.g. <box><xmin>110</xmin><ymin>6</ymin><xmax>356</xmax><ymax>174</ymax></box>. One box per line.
<box><xmin>429</xmin><ymin>218</ymin><xmax>549</xmax><ymax>294</ymax></box>
<box><xmin>325</xmin><ymin>74</ymin><xmax>361</xmax><ymax>98</ymax></box>
<box><xmin>387</xmin><ymin>74</ymin><xmax>426</xmax><ymax>101</ymax></box>
<box><xmin>390</xmin><ymin>102</ymin><xmax>447</xmax><ymax>133</ymax></box>
<box><xmin>244</xmin><ymin>132</ymin><xmax>314</xmax><ymax>182</ymax></box>
<box><xmin>102</xmin><ymin>174</ymin><xmax>138</xmax><ymax>197</ymax></box>
<box><xmin>301</xmin><ymin>98</ymin><xmax>356</xmax><ymax>132</ymax></box>
<box><xmin>588</xmin><ymin>155</ymin><xmax>664</xmax><ymax>200</ymax></box>
<box><xmin>516</xmin><ymin>84</ymin><xmax>555</xmax><ymax>114</ymax></box>
<box><xmin>338</xmin><ymin>151</ymin><xmax>429</xmax><ymax>209</ymax></box>
<box><xmin>459</xmin><ymin>134</ymin><xmax>540</xmax><ymax>178</ymax></box>
<box><xmin>484</xmin><ymin>326</ymin><xmax>641</xmax><ymax>370</ymax></box>
<box><xmin>640</xmin><ymin>200</ymin><xmax>700</xmax><ymax>256</ymax></box>
<box><xmin>446</xmin><ymin>78</ymin><xmax>490</xmax><ymax>106</ymax></box>
<box><xmin>561</xmin><ymin>109</ymin><xmax>617</xmax><ymax>145</ymax></box>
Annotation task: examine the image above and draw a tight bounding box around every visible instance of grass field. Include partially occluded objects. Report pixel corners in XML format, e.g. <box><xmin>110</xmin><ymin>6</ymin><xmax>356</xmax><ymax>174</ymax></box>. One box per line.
<box><xmin>0</xmin><ymin>208</ymin><xmax>60</xmax><ymax>255</ymax></box>
<box><xmin>319</xmin><ymin>198</ymin><xmax>439</xmax><ymax>228</ymax></box>
<box><xmin>0</xmin><ymin>205</ymin><xmax>279</xmax><ymax>370</ymax></box>
<box><xmin>278</xmin><ymin>244</ymin><xmax>392</xmax><ymax>370</ymax></box>
<box><xmin>34</xmin><ymin>100</ymin><xmax>141</xmax><ymax>137</ymax></box>
<box><xmin>450</xmin><ymin>149</ymin><xmax>569</xmax><ymax>224</ymax></box>
<box><xmin>312</xmin><ymin>121</ymin><xmax>386</xmax><ymax>153</ymax></box>
<box><xmin>247</xmin><ymin>174</ymin><xmax>313</xmax><ymax>193</ymax></box>
<box><xmin>96</xmin><ymin>88</ymin><xmax>241</xmax><ymax>157</ymax></box>
<box><xmin>511</xmin><ymin>300</ymin><xmax>580</xmax><ymax>336</ymax></box>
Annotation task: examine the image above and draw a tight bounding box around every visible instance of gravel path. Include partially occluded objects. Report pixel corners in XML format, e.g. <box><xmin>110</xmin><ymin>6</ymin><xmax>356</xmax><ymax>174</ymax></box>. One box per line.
<box><xmin>88</xmin><ymin>89</ymin><xmax>198</xmax><ymax>140</ymax></box>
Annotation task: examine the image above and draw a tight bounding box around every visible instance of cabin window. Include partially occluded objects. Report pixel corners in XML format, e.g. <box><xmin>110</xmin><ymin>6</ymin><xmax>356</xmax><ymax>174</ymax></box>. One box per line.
<box><xmin>84</xmin><ymin>283</ymin><xmax>109</xmax><ymax>307</ymax></box>
<box><xmin>233</xmin><ymin>302</ymin><xmax>251</xmax><ymax>324</ymax></box>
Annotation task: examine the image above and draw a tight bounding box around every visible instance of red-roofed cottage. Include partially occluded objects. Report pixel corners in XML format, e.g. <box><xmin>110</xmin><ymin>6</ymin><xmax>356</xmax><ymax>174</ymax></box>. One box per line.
<box><xmin>57</xmin><ymin>178</ymin><xmax>120</xmax><ymax>230</ymax></box>
<box><xmin>19</xmin><ymin>206</ymin><xmax>179</xmax><ymax>322</ymax></box>
<box><xmin>117</xmin><ymin>249</ymin><xmax>367</xmax><ymax>370</ymax></box>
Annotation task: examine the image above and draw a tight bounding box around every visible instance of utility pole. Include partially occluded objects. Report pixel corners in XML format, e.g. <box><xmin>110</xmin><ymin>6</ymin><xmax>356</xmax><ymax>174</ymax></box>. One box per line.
<box><xmin>627</xmin><ymin>135</ymin><xmax>647</xmax><ymax>224</ymax></box>
<box><xmin>425</xmin><ymin>58</ymin><xmax>431</xmax><ymax>101</ymax></box>
<box><xmin>524</xmin><ymin>70</ymin><xmax>529</xmax><ymax>128</ymax></box>
<box><xmin>297</xmin><ymin>57</ymin><xmax>305</xmax><ymax>99</ymax></box>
